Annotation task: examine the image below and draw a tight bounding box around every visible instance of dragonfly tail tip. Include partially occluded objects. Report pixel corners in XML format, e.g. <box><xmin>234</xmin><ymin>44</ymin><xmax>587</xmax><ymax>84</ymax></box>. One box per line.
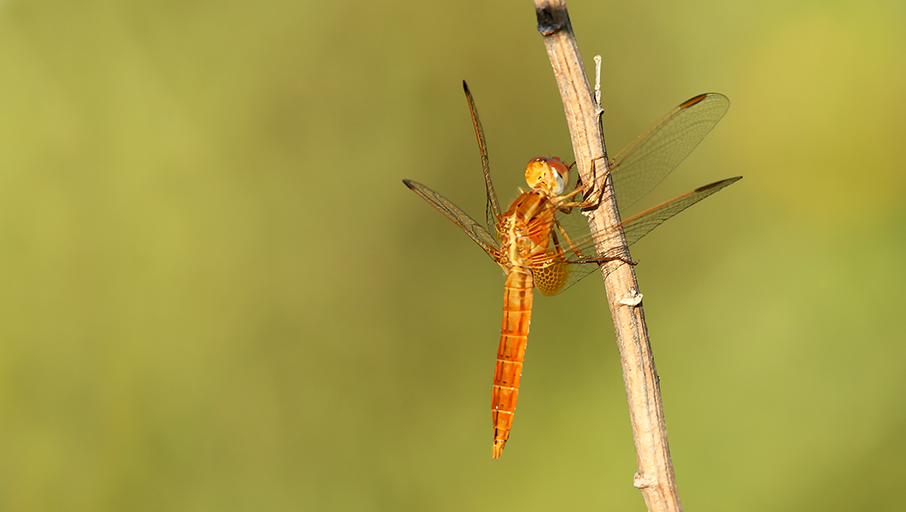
<box><xmin>492</xmin><ymin>441</ymin><xmax>505</xmax><ymax>459</ymax></box>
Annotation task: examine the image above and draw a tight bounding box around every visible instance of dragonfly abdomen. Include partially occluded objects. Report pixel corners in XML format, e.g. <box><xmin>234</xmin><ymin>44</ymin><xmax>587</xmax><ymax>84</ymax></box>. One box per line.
<box><xmin>492</xmin><ymin>269</ymin><xmax>534</xmax><ymax>459</ymax></box>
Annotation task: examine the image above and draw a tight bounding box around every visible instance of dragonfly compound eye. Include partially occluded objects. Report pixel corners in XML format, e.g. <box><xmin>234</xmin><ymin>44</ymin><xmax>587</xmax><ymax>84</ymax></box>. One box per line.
<box><xmin>525</xmin><ymin>157</ymin><xmax>568</xmax><ymax>195</ymax></box>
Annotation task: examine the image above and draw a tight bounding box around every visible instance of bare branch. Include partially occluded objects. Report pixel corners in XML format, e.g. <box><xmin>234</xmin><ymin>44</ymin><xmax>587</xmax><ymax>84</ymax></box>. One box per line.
<box><xmin>533</xmin><ymin>1</ymin><xmax>683</xmax><ymax>511</ymax></box>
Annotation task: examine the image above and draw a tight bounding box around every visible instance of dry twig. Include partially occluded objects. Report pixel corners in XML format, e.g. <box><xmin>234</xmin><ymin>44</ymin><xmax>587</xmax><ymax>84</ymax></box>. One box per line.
<box><xmin>533</xmin><ymin>1</ymin><xmax>683</xmax><ymax>511</ymax></box>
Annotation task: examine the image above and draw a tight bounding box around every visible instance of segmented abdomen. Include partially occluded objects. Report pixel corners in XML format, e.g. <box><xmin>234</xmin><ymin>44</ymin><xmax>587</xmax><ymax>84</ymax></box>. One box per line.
<box><xmin>491</xmin><ymin>269</ymin><xmax>534</xmax><ymax>459</ymax></box>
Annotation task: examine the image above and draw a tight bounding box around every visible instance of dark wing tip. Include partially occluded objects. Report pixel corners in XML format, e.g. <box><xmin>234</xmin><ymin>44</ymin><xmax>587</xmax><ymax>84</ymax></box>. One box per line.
<box><xmin>679</xmin><ymin>93</ymin><xmax>709</xmax><ymax>109</ymax></box>
<box><xmin>694</xmin><ymin>176</ymin><xmax>743</xmax><ymax>193</ymax></box>
<box><xmin>462</xmin><ymin>80</ymin><xmax>470</xmax><ymax>93</ymax></box>
<box><xmin>679</xmin><ymin>92</ymin><xmax>731</xmax><ymax>110</ymax></box>
<box><xmin>402</xmin><ymin>179</ymin><xmax>416</xmax><ymax>189</ymax></box>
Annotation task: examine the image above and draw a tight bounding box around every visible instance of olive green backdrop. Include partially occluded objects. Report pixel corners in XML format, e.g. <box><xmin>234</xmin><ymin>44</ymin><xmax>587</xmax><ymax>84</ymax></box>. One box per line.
<box><xmin>1</xmin><ymin>1</ymin><xmax>904</xmax><ymax>510</ymax></box>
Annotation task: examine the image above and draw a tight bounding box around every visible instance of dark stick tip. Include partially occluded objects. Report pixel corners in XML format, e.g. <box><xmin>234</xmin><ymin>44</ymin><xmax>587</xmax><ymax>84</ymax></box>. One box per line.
<box><xmin>535</xmin><ymin>4</ymin><xmax>569</xmax><ymax>36</ymax></box>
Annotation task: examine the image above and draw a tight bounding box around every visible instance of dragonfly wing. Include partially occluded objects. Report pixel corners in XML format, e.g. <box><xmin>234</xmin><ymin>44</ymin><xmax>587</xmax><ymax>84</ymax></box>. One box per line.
<box><xmin>532</xmin><ymin>212</ymin><xmax>632</xmax><ymax>296</ymax></box>
<box><xmin>403</xmin><ymin>179</ymin><xmax>500</xmax><ymax>258</ymax></box>
<box><xmin>619</xmin><ymin>176</ymin><xmax>742</xmax><ymax>245</ymax></box>
<box><xmin>463</xmin><ymin>81</ymin><xmax>502</xmax><ymax>233</ymax></box>
<box><xmin>533</xmin><ymin>256</ymin><xmax>610</xmax><ymax>296</ymax></box>
<box><xmin>611</xmin><ymin>93</ymin><xmax>730</xmax><ymax>209</ymax></box>
<box><xmin>535</xmin><ymin>175</ymin><xmax>741</xmax><ymax>295</ymax></box>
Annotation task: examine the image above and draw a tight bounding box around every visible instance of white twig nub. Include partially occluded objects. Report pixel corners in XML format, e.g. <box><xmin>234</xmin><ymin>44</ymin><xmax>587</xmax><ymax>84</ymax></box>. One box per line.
<box><xmin>594</xmin><ymin>55</ymin><xmax>602</xmax><ymax>108</ymax></box>
<box><xmin>633</xmin><ymin>471</ymin><xmax>655</xmax><ymax>489</ymax></box>
<box><xmin>619</xmin><ymin>291</ymin><xmax>643</xmax><ymax>307</ymax></box>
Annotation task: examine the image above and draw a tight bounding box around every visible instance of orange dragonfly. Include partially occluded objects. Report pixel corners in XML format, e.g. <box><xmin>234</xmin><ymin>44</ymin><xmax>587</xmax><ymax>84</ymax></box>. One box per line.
<box><xmin>403</xmin><ymin>82</ymin><xmax>740</xmax><ymax>459</ymax></box>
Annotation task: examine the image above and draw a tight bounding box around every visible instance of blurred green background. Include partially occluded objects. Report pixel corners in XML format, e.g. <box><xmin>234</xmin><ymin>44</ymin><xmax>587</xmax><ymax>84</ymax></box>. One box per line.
<box><xmin>1</xmin><ymin>0</ymin><xmax>904</xmax><ymax>510</ymax></box>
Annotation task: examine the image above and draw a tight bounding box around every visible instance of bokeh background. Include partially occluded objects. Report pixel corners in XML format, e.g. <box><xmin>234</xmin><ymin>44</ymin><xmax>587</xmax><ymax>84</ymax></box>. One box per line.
<box><xmin>1</xmin><ymin>0</ymin><xmax>904</xmax><ymax>510</ymax></box>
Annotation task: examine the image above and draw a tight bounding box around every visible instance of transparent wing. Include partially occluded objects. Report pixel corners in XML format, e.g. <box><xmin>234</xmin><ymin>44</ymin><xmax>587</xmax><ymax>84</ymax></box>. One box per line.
<box><xmin>535</xmin><ymin>176</ymin><xmax>742</xmax><ymax>296</ymax></box>
<box><xmin>611</xmin><ymin>93</ymin><xmax>730</xmax><ymax>209</ymax></box>
<box><xmin>463</xmin><ymin>81</ymin><xmax>502</xmax><ymax>234</ymax></box>
<box><xmin>402</xmin><ymin>179</ymin><xmax>500</xmax><ymax>259</ymax></box>
<box><xmin>619</xmin><ymin>176</ymin><xmax>742</xmax><ymax>245</ymax></box>
<box><xmin>532</xmin><ymin>208</ymin><xmax>630</xmax><ymax>296</ymax></box>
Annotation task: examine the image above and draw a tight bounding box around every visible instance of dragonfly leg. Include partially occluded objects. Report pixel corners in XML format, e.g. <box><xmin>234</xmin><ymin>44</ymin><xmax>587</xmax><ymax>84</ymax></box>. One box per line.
<box><xmin>549</xmin><ymin>223</ymin><xmax>565</xmax><ymax>254</ymax></box>
<box><xmin>553</xmin><ymin>219</ymin><xmax>585</xmax><ymax>257</ymax></box>
<box><xmin>576</xmin><ymin>254</ymin><xmax>636</xmax><ymax>266</ymax></box>
<box><xmin>533</xmin><ymin>211</ymin><xmax>636</xmax><ymax>275</ymax></box>
<box><xmin>552</xmin><ymin>217</ymin><xmax>636</xmax><ymax>267</ymax></box>
<box><xmin>558</xmin><ymin>158</ymin><xmax>608</xmax><ymax>210</ymax></box>
<box><xmin>550</xmin><ymin>217</ymin><xmax>631</xmax><ymax>266</ymax></box>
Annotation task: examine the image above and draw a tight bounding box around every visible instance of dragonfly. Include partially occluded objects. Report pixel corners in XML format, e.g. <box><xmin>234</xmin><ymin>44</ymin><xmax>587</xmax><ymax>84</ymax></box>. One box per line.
<box><xmin>403</xmin><ymin>81</ymin><xmax>741</xmax><ymax>459</ymax></box>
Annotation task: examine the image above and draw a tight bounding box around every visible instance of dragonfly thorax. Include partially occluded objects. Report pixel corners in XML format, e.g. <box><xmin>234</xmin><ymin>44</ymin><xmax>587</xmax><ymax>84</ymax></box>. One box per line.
<box><xmin>497</xmin><ymin>191</ymin><xmax>557</xmax><ymax>272</ymax></box>
<box><xmin>524</xmin><ymin>157</ymin><xmax>569</xmax><ymax>196</ymax></box>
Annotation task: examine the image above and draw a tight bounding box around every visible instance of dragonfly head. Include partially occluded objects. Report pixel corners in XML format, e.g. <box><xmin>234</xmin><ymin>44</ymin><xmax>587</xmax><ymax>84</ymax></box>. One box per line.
<box><xmin>525</xmin><ymin>157</ymin><xmax>569</xmax><ymax>196</ymax></box>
